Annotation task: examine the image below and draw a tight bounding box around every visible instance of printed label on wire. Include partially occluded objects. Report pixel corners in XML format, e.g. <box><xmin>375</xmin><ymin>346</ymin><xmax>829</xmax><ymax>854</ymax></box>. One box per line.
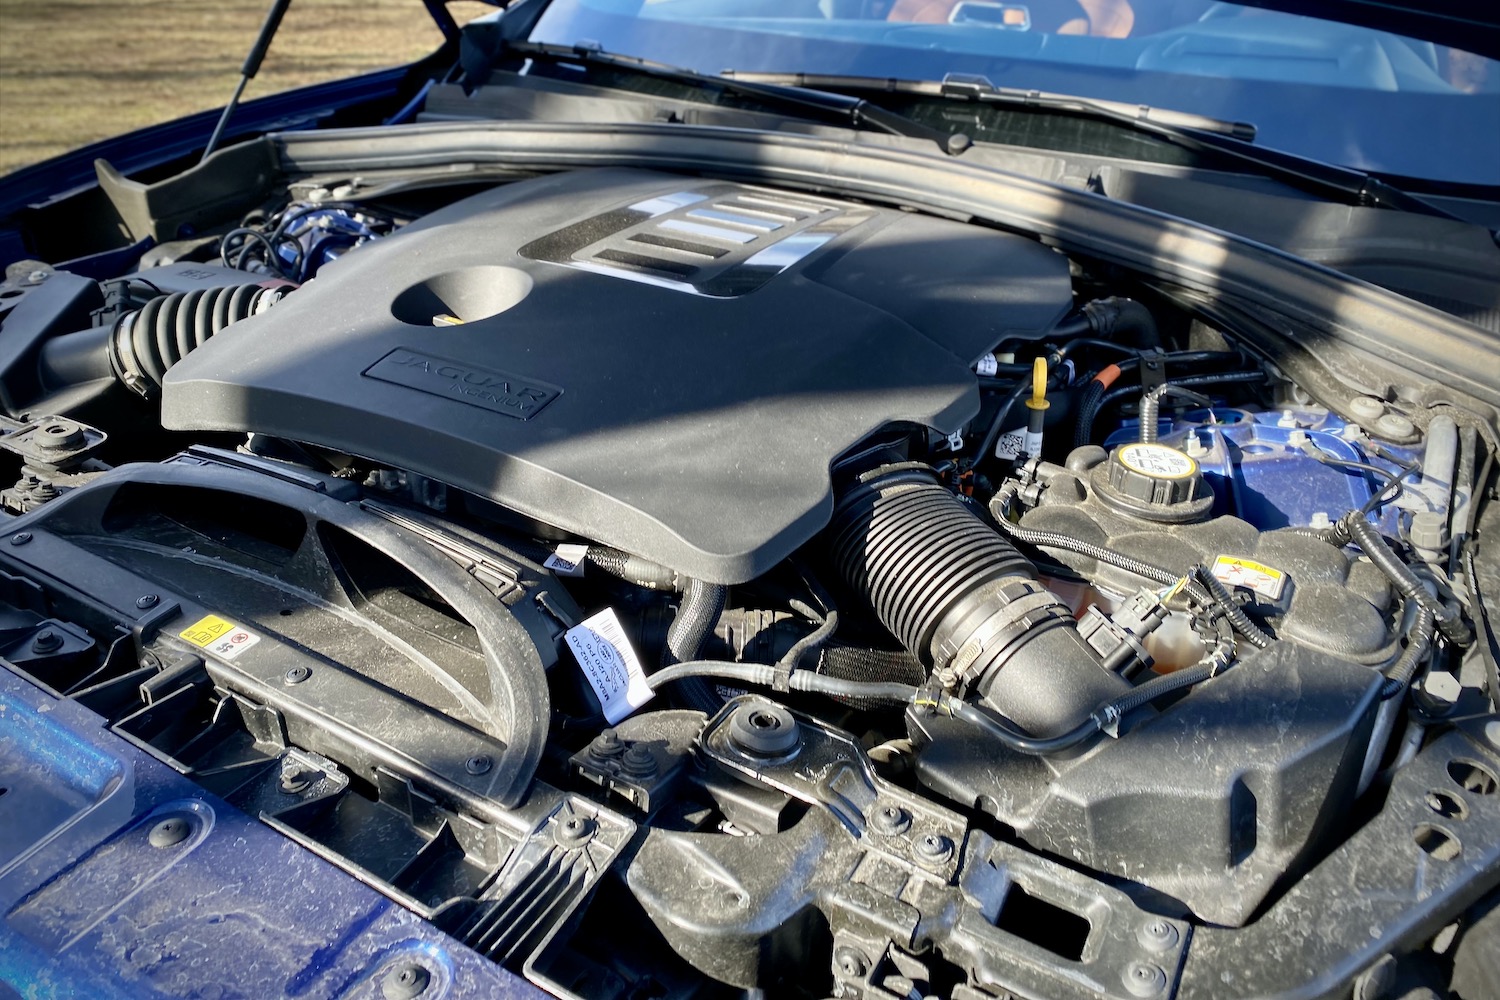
<box><xmin>565</xmin><ymin>607</ymin><xmax>653</xmax><ymax>723</ymax></box>
<box><xmin>994</xmin><ymin>426</ymin><xmax>1026</xmax><ymax>459</ymax></box>
<box><xmin>544</xmin><ymin>543</ymin><xmax>590</xmax><ymax>578</ymax></box>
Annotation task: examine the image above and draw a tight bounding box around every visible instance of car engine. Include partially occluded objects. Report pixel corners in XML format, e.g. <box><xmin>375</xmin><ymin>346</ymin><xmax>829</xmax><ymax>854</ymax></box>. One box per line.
<box><xmin>1</xmin><ymin>161</ymin><xmax>1496</xmax><ymax>1000</ymax></box>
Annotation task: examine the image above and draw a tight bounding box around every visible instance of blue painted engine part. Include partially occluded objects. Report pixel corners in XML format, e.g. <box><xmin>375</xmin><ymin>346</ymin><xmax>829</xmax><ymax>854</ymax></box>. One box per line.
<box><xmin>1105</xmin><ymin>406</ymin><xmax>1418</xmax><ymax>533</ymax></box>
<box><xmin>272</xmin><ymin>204</ymin><xmax>393</xmax><ymax>280</ymax></box>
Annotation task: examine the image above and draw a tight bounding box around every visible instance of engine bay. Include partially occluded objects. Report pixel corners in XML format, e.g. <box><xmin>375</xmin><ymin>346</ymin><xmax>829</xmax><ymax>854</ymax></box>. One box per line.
<box><xmin>2</xmin><ymin>154</ymin><xmax>1498</xmax><ymax>1000</ymax></box>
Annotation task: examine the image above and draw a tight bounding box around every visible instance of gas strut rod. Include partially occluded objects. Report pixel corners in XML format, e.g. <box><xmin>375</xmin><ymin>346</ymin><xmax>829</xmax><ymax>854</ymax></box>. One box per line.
<box><xmin>201</xmin><ymin>0</ymin><xmax>294</xmax><ymax>162</ymax></box>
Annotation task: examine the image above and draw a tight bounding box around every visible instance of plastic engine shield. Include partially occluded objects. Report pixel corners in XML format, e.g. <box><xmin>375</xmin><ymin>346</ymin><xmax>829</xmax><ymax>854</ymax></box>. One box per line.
<box><xmin>159</xmin><ymin>168</ymin><xmax>1072</xmax><ymax>583</ymax></box>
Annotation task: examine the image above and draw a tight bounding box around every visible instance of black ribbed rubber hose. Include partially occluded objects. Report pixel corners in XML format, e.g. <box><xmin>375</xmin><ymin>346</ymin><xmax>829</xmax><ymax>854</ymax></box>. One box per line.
<box><xmin>829</xmin><ymin>466</ymin><xmax>1132</xmax><ymax>735</ymax></box>
<box><xmin>659</xmin><ymin>578</ymin><xmax>729</xmax><ymax>713</ymax></box>
<box><xmin>110</xmin><ymin>283</ymin><xmax>284</xmax><ymax>397</ymax></box>
<box><xmin>1080</xmin><ymin>297</ymin><xmax>1161</xmax><ymax>349</ymax></box>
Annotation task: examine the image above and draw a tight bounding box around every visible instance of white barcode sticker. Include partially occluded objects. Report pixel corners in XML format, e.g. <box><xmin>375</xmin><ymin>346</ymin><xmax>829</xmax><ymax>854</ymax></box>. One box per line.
<box><xmin>565</xmin><ymin>608</ymin><xmax>653</xmax><ymax>723</ymax></box>
<box><xmin>994</xmin><ymin>426</ymin><xmax>1026</xmax><ymax>459</ymax></box>
<box><xmin>544</xmin><ymin>543</ymin><xmax>590</xmax><ymax>577</ymax></box>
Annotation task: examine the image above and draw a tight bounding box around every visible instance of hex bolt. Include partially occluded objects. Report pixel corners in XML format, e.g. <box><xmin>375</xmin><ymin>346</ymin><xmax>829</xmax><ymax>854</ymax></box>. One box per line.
<box><xmin>135</xmin><ymin>594</ymin><xmax>160</xmax><ymax>610</ymax></box>
<box><xmin>914</xmin><ymin>832</ymin><xmax>953</xmax><ymax>865</ymax></box>
<box><xmin>871</xmin><ymin>804</ymin><xmax>912</xmax><ymax>836</ymax></box>
<box><xmin>147</xmin><ymin>817</ymin><xmax>191</xmax><ymax>848</ymax></box>
<box><xmin>620</xmin><ymin>745</ymin><xmax>658</xmax><ymax>778</ymax></box>
<box><xmin>280</xmin><ymin>764</ymin><xmax>315</xmax><ymax>794</ymax></box>
<box><xmin>283</xmin><ymin>665</ymin><xmax>311</xmax><ymax>685</ymax></box>
<box><xmin>1122</xmin><ymin>961</ymin><xmax>1167</xmax><ymax>997</ymax></box>
<box><xmin>833</xmin><ymin>947</ymin><xmax>869</xmax><ymax>980</ymax></box>
<box><xmin>380</xmin><ymin>962</ymin><xmax>431</xmax><ymax>1000</ymax></box>
<box><xmin>588</xmin><ymin>729</ymin><xmax>625</xmax><ymax>761</ymax></box>
<box><xmin>9</xmin><ymin>532</ymin><xmax>31</xmax><ymax>546</ymax></box>
<box><xmin>465</xmin><ymin>754</ymin><xmax>493</xmax><ymax>775</ymax></box>
<box><xmin>1136</xmin><ymin>918</ymin><xmax>1179</xmax><ymax>952</ymax></box>
<box><xmin>31</xmin><ymin>629</ymin><xmax>63</xmax><ymax>654</ymax></box>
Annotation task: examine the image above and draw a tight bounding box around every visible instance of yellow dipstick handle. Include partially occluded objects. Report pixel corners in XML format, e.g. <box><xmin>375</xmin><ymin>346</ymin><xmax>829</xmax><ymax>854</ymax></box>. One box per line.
<box><xmin>1021</xmin><ymin>357</ymin><xmax>1049</xmax><ymax>458</ymax></box>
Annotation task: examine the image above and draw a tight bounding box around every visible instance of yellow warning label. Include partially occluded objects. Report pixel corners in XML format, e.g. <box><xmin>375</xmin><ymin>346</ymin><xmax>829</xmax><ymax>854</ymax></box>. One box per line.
<box><xmin>178</xmin><ymin>615</ymin><xmax>262</xmax><ymax>660</ymax></box>
<box><xmin>180</xmin><ymin>614</ymin><xmax>235</xmax><ymax>647</ymax></box>
<box><xmin>1212</xmin><ymin>555</ymin><xmax>1287</xmax><ymax>601</ymax></box>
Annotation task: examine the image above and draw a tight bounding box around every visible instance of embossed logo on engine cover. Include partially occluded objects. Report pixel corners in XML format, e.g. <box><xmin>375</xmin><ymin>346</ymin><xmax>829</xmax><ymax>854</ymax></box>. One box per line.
<box><xmin>364</xmin><ymin>349</ymin><xmax>560</xmax><ymax>420</ymax></box>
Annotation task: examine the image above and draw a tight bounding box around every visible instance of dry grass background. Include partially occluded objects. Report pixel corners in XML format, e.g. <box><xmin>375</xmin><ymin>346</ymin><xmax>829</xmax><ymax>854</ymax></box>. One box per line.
<box><xmin>0</xmin><ymin>0</ymin><xmax>485</xmax><ymax>176</ymax></box>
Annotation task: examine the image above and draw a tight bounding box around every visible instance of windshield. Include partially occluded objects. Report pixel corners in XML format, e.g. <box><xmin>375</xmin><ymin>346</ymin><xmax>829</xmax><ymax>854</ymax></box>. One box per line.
<box><xmin>528</xmin><ymin>0</ymin><xmax>1500</xmax><ymax>185</ymax></box>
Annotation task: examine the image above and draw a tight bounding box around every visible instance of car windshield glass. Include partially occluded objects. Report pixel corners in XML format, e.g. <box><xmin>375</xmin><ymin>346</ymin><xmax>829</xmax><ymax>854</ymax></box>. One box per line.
<box><xmin>528</xmin><ymin>0</ymin><xmax>1500</xmax><ymax>185</ymax></box>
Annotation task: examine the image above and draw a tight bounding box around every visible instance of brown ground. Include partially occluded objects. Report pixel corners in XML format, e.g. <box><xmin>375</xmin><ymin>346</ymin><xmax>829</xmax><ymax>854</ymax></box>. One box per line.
<box><xmin>0</xmin><ymin>0</ymin><xmax>487</xmax><ymax>175</ymax></box>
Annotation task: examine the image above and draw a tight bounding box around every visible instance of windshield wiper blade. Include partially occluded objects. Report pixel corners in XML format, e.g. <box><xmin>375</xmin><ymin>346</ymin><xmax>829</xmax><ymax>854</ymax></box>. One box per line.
<box><xmin>725</xmin><ymin>70</ymin><xmax>1255</xmax><ymax>139</ymax></box>
<box><xmin>721</xmin><ymin>70</ymin><xmax>1459</xmax><ymax>221</ymax></box>
<box><xmin>500</xmin><ymin>41</ymin><xmax>975</xmax><ymax>154</ymax></box>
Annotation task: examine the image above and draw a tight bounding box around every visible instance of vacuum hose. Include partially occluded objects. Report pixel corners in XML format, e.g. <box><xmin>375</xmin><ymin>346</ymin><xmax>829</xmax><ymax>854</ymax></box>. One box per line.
<box><xmin>828</xmin><ymin>465</ymin><xmax>1131</xmax><ymax>735</ymax></box>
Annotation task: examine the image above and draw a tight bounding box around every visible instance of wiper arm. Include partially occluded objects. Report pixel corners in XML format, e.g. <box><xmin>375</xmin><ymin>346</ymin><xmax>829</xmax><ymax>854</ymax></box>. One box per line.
<box><xmin>722</xmin><ymin>70</ymin><xmax>1459</xmax><ymax>221</ymax></box>
<box><xmin>500</xmin><ymin>41</ymin><xmax>975</xmax><ymax>155</ymax></box>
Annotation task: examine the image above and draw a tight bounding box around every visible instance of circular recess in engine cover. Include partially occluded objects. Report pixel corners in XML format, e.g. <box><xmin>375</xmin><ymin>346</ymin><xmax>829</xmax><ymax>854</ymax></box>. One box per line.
<box><xmin>1094</xmin><ymin>443</ymin><xmax>1214</xmax><ymax>522</ymax></box>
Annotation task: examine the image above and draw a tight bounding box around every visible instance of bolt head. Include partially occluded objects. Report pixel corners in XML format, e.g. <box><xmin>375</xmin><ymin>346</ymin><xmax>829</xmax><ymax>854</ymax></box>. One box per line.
<box><xmin>148</xmin><ymin>816</ymin><xmax>191</xmax><ymax>848</ymax></box>
<box><xmin>914</xmin><ymin>832</ymin><xmax>953</xmax><ymax>865</ymax></box>
<box><xmin>588</xmin><ymin>729</ymin><xmax>624</xmax><ymax>759</ymax></box>
<box><xmin>465</xmin><ymin>754</ymin><xmax>493</xmax><ymax>775</ymax></box>
<box><xmin>9</xmin><ymin>531</ymin><xmax>32</xmax><ymax>545</ymax></box>
<box><xmin>135</xmin><ymin>594</ymin><xmax>160</xmax><ymax>609</ymax></box>
<box><xmin>554</xmin><ymin>813</ymin><xmax>597</xmax><ymax>848</ymax></box>
<box><xmin>380</xmin><ymin>962</ymin><xmax>431</xmax><ymax>1000</ymax></box>
<box><xmin>1122</xmin><ymin>961</ymin><xmax>1167</xmax><ymax>997</ymax></box>
<box><xmin>283</xmin><ymin>665</ymin><xmax>311</xmax><ymax>685</ymax></box>
<box><xmin>871</xmin><ymin>804</ymin><xmax>912</xmax><ymax>836</ymax></box>
<box><xmin>833</xmin><ymin>947</ymin><xmax>869</xmax><ymax>980</ymax></box>
<box><xmin>1136</xmin><ymin>918</ymin><xmax>1179</xmax><ymax>952</ymax></box>
<box><xmin>31</xmin><ymin>628</ymin><xmax>63</xmax><ymax>654</ymax></box>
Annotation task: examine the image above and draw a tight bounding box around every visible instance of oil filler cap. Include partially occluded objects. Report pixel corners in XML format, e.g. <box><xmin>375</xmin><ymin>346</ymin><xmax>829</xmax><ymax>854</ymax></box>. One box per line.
<box><xmin>1094</xmin><ymin>443</ymin><xmax>1213</xmax><ymax>523</ymax></box>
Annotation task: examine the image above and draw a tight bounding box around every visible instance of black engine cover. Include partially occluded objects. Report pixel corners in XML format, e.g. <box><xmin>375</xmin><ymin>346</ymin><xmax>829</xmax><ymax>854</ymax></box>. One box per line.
<box><xmin>161</xmin><ymin>169</ymin><xmax>1072</xmax><ymax>582</ymax></box>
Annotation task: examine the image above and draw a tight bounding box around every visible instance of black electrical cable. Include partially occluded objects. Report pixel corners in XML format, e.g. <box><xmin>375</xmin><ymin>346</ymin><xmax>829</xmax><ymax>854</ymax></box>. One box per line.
<box><xmin>1341</xmin><ymin>512</ymin><xmax>1471</xmax><ymax>645</ymax></box>
<box><xmin>1073</xmin><ymin>355</ymin><xmax>1251</xmax><ymax>447</ymax></box>
<box><xmin>991</xmin><ymin>489</ymin><xmax>1267</xmax><ymax>646</ymax></box>
<box><xmin>1073</xmin><ymin>378</ymin><xmax>1109</xmax><ymax>448</ymax></box>
<box><xmin>1095</xmin><ymin>370</ymin><xmax>1268</xmax><ymax>414</ymax></box>
<box><xmin>1463</xmin><ymin>546</ymin><xmax>1500</xmax><ymax>712</ymax></box>
<box><xmin>1359</xmin><ymin>459</ymin><xmax>1421</xmax><ymax>516</ymax></box>
<box><xmin>975</xmin><ymin>377</ymin><xmax>1034</xmax><ymax>466</ymax></box>
<box><xmin>1380</xmin><ymin>606</ymin><xmax>1436</xmax><ymax>699</ymax></box>
<box><xmin>1194</xmin><ymin>565</ymin><xmax>1274</xmax><ymax>649</ymax></box>
<box><xmin>221</xmin><ymin>228</ymin><xmax>281</xmax><ymax>273</ymax></box>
